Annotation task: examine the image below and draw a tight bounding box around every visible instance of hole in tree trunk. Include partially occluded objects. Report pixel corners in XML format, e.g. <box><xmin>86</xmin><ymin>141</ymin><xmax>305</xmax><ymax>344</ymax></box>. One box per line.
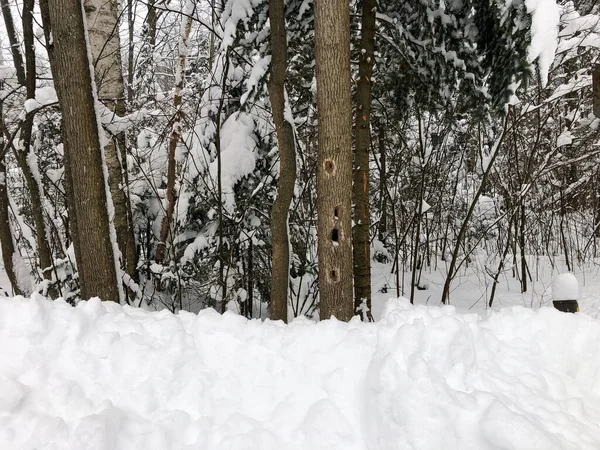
<box><xmin>334</xmin><ymin>207</ymin><xmax>339</xmax><ymax>219</ymax></box>
<box><xmin>324</xmin><ymin>159</ymin><xmax>335</xmax><ymax>173</ymax></box>
<box><xmin>331</xmin><ymin>228</ymin><xmax>339</xmax><ymax>244</ymax></box>
<box><xmin>330</xmin><ymin>269</ymin><xmax>339</xmax><ymax>282</ymax></box>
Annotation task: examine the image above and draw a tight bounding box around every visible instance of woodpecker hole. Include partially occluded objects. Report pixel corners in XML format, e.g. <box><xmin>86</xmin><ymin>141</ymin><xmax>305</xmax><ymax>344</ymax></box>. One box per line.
<box><xmin>334</xmin><ymin>207</ymin><xmax>339</xmax><ymax>219</ymax></box>
<box><xmin>331</xmin><ymin>228</ymin><xmax>339</xmax><ymax>243</ymax></box>
<box><xmin>330</xmin><ymin>269</ymin><xmax>339</xmax><ymax>282</ymax></box>
<box><xmin>325</xmin><ymin>159</ymin><xmax>335</xmax><ymax>174</ymax></box>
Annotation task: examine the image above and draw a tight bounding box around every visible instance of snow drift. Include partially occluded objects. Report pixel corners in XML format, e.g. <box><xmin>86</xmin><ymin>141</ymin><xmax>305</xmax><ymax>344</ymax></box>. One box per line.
<box><xmin>1</xmin><ymin>295</ymin><xmax>600</xmax><ymax>449</ymax></box>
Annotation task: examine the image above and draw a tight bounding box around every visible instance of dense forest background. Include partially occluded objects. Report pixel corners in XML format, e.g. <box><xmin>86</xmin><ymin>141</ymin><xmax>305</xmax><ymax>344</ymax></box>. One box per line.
<box><xmin>0</xmin><ymin>0</ymin><xmax>599</xmax><ymax>321</ymax></box>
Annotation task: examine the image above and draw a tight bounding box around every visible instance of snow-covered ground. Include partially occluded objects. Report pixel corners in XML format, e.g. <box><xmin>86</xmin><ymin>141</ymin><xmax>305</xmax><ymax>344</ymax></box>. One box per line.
<box><xmin>370</xmin><ymin>254</ymin><xmax>600</xmax><ymax>318</ymax></box>
<box><xmin>2</xmin><ymin>294</ymin><xmax>600</xmax><ymax>449</ymax></box>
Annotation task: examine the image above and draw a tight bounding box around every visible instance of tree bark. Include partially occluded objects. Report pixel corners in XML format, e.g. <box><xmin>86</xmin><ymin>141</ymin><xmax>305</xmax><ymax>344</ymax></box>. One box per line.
<box><xmin>39</xmin><ymin>0</ymin><xmax>84</xmax><ymax>278</ymax></box>
<box><xmin>127</xmin><ymin>0</ymin><xmax>135</xmax><ymax>104</ymax></box>
<box><xmin>378</xmin><ymin>125</ymin><xmax>387</xmax><ymax>241</ymax></box>
<box><xmin>0</xmin><ymin>157</ymin><xmax>23</xmax><ymax>295</ymax></box>
<box><xmin>268</xmin><ymin>0</ymin><xmax>296</xmax><ymax>323</ymax></box>
<box><xmin>0</xmin><ymin>0</ymin><xmax>26</xmax><ymax>86</ymax></box>
<box><xmin>44</xmin><ymin>0</ymin><xmax>120</xmax><ymax>301</ymax></box>
<box><xmin>84</xmin><ymin>0</ymin><xmax>138</xmax><ymax>283</ymax></box>
<box><xmin>352</xmin><ymin>0</ymin><xmax>376</xmax><ymax>320</ymax></box>
<box><xmin>314</xmin><ymin>0</ymin><xmax>354</xmax><ymax>321</ymax></box>
<box><xmin>3</xmin><ymin>0</ymin><xmax>56</xmax><ymax>292</ymax></box>
<box><xmin>21</xmin><ymin>0</ymin><xmax>55</xmax><ymax>283</ymax></box>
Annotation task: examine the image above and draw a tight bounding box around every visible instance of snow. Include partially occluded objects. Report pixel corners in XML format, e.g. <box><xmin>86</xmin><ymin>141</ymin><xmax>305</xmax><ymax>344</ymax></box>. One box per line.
<box><xmin>209</xmin><ymin>112</ymin><xmax>258</xmax><ymax>213</ymax></box>
<box><xmin>240</xmin><ymin>55</ymin><xmax>271</xmax><ymax>105</ymax></box>
<box><xmin>2</xmin><ymin>295</ymin><xmax>600</xmax><ymax>449</ymax></box>
<box><xmin>23</xmin><ymin>86</ymin><xmax>58</xmax><ymax>113</ymax></box>
<box><xmin>221</xmin><ymin>0</ymin><xmax>265</xmax><ymax>50</ymax></box>
<box><xmin>557</xmin><ymin>130</ymin><xmax>574</xmax><ymax>147</ymax></box>
<box><xmin>525</xmin><ymin>0</ymin><xmax>560</xmax><ymax>86</ymax></box>
<box><xmin>552</xmin><ymin>273</ymin><xmax>580</xmax><ymax>301</ymax></box>
<box><xmin>557</xmin><ymin>4</ymin><xmax>600</xmax><ymax>54</ymax></box>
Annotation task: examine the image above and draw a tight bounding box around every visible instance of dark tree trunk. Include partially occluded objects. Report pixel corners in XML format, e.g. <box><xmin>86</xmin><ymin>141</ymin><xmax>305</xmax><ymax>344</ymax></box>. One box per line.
<box><xmin>0</xmin><ymin>0</ymin><xmax>26</xmax><ymax>86</ymax></box>
<box><xmin>352</xmin><ymin>0</ymin><xmax>377</xmax><ymax>320</ymax></box>
<box><xmin>39</xmin><ymin>0</ymin><xmax>84</xmax><ymax>276</ymax></box>
<box><xmin>12</xmin><ymin>0</ymin><xmax>55</xmax><ymax>290</ymax></box>
<box><xmin>268</xmin><ymin>0</ymin><xmax>297</xmax><ymax>323</ymax></box>
<box><xmin>127</xmin><ymin>0</ymin><xmax>135</xmax><ymax>104</ymax></box>
<box><xmin>314</xmin><ymin>0</ymin><xmax>354</xmax><ymax>321</ymax></box>
<box><xmin>519</xmin><ymin>203</ymin><xmax>527</xmax><ymax>293</ymax></box>
<box><xmin>378</xmin><ymin>125</ymin><xmax>387</xmax><ymax>242</ymax></box>
<box><xmin>0</xmin><ymin>157</ymin><xmax>23</xmax><ymax>295</ymax></box>
<box><xmin>44</xmin><ymin>0</ymin><xmax>120</xmax><ymax>301</ymax></box>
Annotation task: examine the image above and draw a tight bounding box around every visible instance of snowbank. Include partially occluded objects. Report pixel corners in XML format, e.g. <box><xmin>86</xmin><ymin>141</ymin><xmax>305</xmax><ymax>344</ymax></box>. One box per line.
<box><xmin>2</xmin><ymin>295</ymin><xmax>600</xmax><ymax>449</ymax></box>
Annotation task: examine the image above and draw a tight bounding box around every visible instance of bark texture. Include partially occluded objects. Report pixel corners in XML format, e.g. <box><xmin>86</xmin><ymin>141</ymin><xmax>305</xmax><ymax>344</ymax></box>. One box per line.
<box><xmin>314</xmin><ymin>0</ymin><xmax>354</xmax><ymax>321</ymax></box>
<box><xmin>45</xmin><ymin>0</ymin><xmax>120</xmax><ymax>301</ymax></box>
<box><xmin>0</xmin><ymin>158</ymin><xmax>23</xmax><ymax>295</ymax></box>
<box><xmin>0</xmin><ymin>0</ymin><xmax>26</xmax><ymax>86</ymax></box>
<box><xmin>39</xmin><ymin>0</ymin><xmax>83</xmax><ymax>271</ymax></box>
<box><xmin>16</xmin><ymin>0</ymin><xmax>55</xmax><ymax>287</ymax></box>
<box><xmin>268</xmin><ymin>0</ymin><xmax>297</xmax><ymax>323</ymax></box>
<box><xmin>352</xmin><ymin>0</ymin><xmax>376</xmax><ymax>321</ymax></box>
<box><xmin>85</xmin><ymin>0</ymin><xmax>137</xmax><ymax>281</ymax></box>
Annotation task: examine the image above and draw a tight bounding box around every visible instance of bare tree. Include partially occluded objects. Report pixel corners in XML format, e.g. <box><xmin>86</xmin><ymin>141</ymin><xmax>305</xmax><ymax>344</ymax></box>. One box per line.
<box><xmin>155</xmin><ymin>1</ymin><xmax>195</xmax><ymax>264</ymax></box>
<box><xmin>85</xmin><ymin>0</ymin><xmax>138</xmax><ymax>285</ymax></box>
<box><xmin>352</xmin><ymin>0</ymin><xmax>377</xmax><ymax>320</ymax></box>
<box><xmin>268</xmin><ymin>0</ymin><xmax>297</xmax><ymax>322</ymax></box>
<box><xmin>0</xmin><ymin>155</ymin><xmax>23</xmax><ymax>295</ymax></box>
<box><xmin>43</xmin><ymin>0</ymin><xmax>120</xmax><ymax>301</ymax></box>
<box><xmin>314</xmin><ymin>0</ymin><xmax>354</xmax><ymax>321</ymax></box>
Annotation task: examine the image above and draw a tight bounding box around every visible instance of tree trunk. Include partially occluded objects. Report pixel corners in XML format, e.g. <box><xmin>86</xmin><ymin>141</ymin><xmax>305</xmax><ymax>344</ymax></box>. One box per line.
<box><xmin>39</xmin><ymin>0</ymin><xmax>84</xmax><ymax>277</ymax></box>
<box><xmin>352</xmin><ymin>0</ymin><xmax>376</xmax><ymax>320</ymax></box>
<box><xmin>155</xmin><ymin>3</ymin><xmax>194</xmax><ymax>264</ymax></box>
<box><xmin>378</xmin><ymin>125</ymin><xmax>387</xmax><ymax>242</ymax></box>
<box><xmin>44</xmin><ymin>0</ymin><xmax>120</xmax><ymax>301</ymax></box>
<box><xmin>441</xmin><ymin>114</ymin><xmax>509</xmax><ymax>304</ymax></box>
<box><xmin>127</xmin><ymin>0</ymin><xmax>135</xmax><ymax>104</ymax></box>
<box><xmin>0</xmin><ymin>0</ymin><xmax>26</xmax><ymax>86</ymax></box>
<box><xmin>9</xmin><ymin>0</ymin><xmax>55</xmax><ymax>291</ymax></box>
<box><xmin>314</xmin><ymin>0</ymin><xmax>354</xmax><ymax>321</ymax></box>
<box><xmin>519</xmin><ymin>202</ymin><xmax>527</xmax><ymax>293</ymax></box>
<box><xmin>0</xmin><ymin>157</ymin><xmax>23</xmax><ymax>295</ymax></box>
<box><xmin>268</xmin><ymin>0</ymin><xmax>296</xmax><ymax>323</ymax></box>
<box><xmin>84</xmin><ymin>0</ymin><xmax>138</xmax><ymax>284</ymax></box>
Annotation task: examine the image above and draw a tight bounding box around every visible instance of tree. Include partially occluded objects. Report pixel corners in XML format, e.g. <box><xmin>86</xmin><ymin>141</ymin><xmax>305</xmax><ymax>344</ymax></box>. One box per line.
<box><xmin>314</xmin><ymin>0</ymin><xmax>354</xmax><ymax>321</ymax></box>
<box><xmin>84</xmin><ymin>0</ymin><xmax>138</xmax><ymax>285</ymax></box>
<box><xmin>1</xmin><ymin>0</ymin><xmax>55</xmax><ymax>293</ymax></box>
<box><xmin>0</xmin><ymin>155</ymin><xmax>23</xmax><ymax>295</ymax></box>
<box><xmin>155</xmin><ymin>0</ymin><xmax>195</xmax><ymax>265</ymax></box>
<box><xmin>268</xmin><ymin>0</ymin><xmax>297</xmax><ymax>323</ymax></box>
<box><xmin>352</xmin><ymin>0</ymin><xmax>377</xmax><ymax>321</ymax></box>
<box><xmin>43</xmin><ymin>0</ymin><xmax>120</xmax><ymax>301</ymax></box>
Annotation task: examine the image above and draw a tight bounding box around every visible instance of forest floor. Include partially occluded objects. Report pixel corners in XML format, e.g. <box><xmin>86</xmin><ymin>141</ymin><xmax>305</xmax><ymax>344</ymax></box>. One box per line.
<box><xmin>371</xmin><ymin>254</ymin><xmax>600</xmax><ymax>319</ymax></box>
<box><xmin>1</xmin><ymin>254</ymin><xmax>600</xmax><ymax>449</ymax></box>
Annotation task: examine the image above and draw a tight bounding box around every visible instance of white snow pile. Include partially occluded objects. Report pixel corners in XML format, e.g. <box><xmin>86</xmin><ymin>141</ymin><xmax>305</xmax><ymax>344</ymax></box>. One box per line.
<box><xmin>2</xmin><ymin>295</ymin><xmax>600</xmax><ymax>450</ymax></box>
<box><xmin>552</xmin><ymin>273</ymin><xmax>580</xmax><ymax>301</ymax></box>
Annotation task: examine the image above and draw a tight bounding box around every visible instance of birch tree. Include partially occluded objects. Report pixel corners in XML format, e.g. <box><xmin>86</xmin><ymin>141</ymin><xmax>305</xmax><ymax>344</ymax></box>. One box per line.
<box><xmin>84</xmin><ymin>0</ymin><xmax>137</xmax><ymax>284</ymax></box>
<box><xmin>155</xmin><ymin>0</ymin><xmax>195</xmax><ymax>265</ymax></box>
